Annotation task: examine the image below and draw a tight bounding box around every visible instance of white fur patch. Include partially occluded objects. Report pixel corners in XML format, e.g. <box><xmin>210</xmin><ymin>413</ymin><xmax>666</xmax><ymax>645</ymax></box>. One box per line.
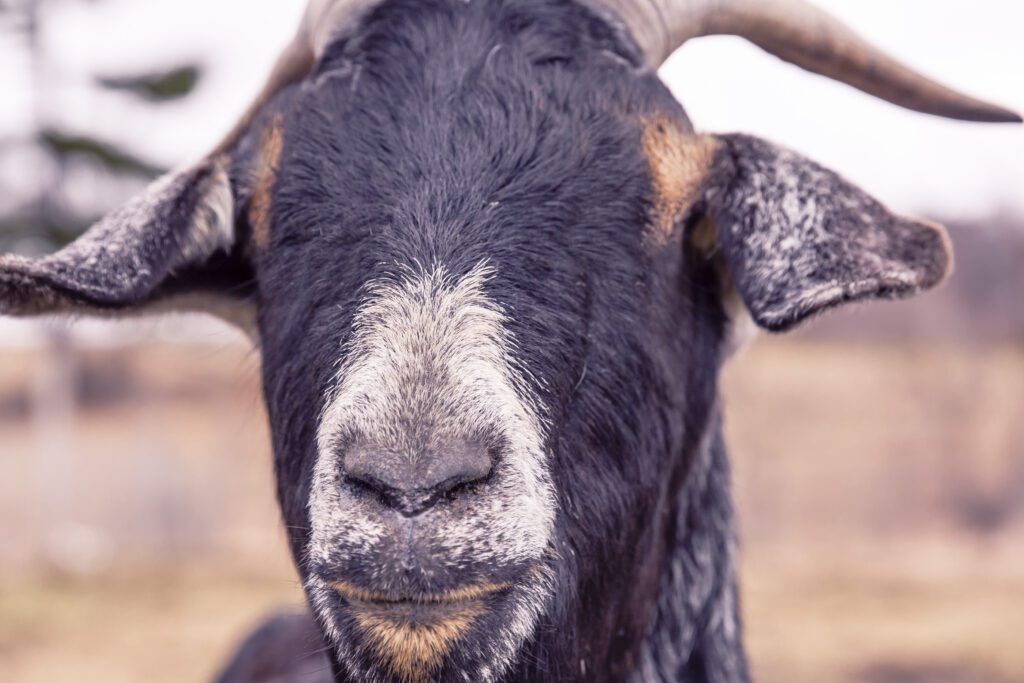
<box><xmin>308</xmin><ymin>261</ymin><xmax>555</xmax><ymax>677</ymax></box>
<box><xmin>178</xmin><ymin>157</ymin><xmax>235</xmax><ymax>264</ymax></box>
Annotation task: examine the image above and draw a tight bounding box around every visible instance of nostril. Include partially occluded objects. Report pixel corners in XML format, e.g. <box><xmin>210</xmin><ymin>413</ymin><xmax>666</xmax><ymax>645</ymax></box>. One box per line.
<box><xmin>342</xmin><ymin>470</ymin><xmax>392</xmax><ymax>499</ymax></box>
<box><xmin>421</xmin><ymin>442</ymin><xmax>493</xmax><ymax>493</ymax></box>
<box><xmin>342</xmin><ymin>441</ymin><xmax>493</xmax><ymax>515</ymax></box>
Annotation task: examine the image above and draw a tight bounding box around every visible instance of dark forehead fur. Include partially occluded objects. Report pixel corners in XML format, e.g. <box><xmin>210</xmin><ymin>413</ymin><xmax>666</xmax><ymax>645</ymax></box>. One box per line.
<box><xmin>251</xmin><ymin>1</ymin><xmax>727</xmax><ymax>680</ymax></box>
<box><xmin>259</xmin><ymin>0</ymin><xmax>694</xmax><ymax>406</ymax></box>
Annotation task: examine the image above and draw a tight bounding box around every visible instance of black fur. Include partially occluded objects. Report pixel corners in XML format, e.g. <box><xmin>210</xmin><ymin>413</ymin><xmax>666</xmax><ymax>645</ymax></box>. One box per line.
<box><xmin>249</xmin><ymin>1</ymin><xmax>744</xmax><ymax>680</ymax></box>
<box><xmin>215</xmin><ymin>610</ymin><xmax>331</xmax><ymax>683</ymax></box>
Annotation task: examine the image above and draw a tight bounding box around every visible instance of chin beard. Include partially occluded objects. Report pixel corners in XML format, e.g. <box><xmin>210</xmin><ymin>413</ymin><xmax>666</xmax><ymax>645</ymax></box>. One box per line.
<box><xmin>305</xmin><ymin>567</ymin><xmax>553</xmax><ymax>683</ymax></box>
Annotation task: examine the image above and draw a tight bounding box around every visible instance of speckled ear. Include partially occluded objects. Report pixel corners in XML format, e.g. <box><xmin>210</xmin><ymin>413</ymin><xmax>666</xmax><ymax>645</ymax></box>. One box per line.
<box><xmin>0</xmin><ymin>157</ymin><xmax>256</xmax><ymax>331</ymax></box>
<box><xmin>703</xmin><ymin>134</ymin><xmax>952</xmax><ymax>332</ymax></box>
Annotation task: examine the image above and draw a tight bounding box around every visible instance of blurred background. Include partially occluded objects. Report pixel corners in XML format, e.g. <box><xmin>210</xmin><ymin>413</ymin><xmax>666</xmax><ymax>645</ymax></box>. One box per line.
<box><xmin>0</xmin><ymin>1</ymin><xmax>1021</xmax><ymax>682</ymax></box>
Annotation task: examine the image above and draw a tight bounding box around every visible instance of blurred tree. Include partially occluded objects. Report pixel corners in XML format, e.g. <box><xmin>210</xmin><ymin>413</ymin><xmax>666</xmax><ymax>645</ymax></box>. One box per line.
<box><xmin>0</xmin><ymin>0</ymin><xmax>204</xmax><ymax>253</ymax></box>
<box><xmin>98</xmin><ymin>64</ymin><xmax>201</xmax><ymax>102</ymax></box>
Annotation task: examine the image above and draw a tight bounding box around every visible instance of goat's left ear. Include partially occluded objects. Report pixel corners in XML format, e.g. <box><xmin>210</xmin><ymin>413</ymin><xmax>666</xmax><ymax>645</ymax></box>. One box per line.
<box><xmin>0</xmin><ymin>0</ymin><xmax>335</xmax><ymax>337</ymax></box>
<box><xmin>695</xmin><ymin>134</ymin><xmax>952</xmax><ymax>332</ymax></box>
<box><xmin>0</xmin><ymin>156</ymin><xmax>257</xmax><ymax>333</ymax></box>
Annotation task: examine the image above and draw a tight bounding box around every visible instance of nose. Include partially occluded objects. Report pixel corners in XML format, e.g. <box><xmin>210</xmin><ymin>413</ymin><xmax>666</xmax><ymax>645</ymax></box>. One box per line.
<box><xmin>342</xmin><ymin>441</ymin><xmax>494</xmax><ymax>516</ymax></box>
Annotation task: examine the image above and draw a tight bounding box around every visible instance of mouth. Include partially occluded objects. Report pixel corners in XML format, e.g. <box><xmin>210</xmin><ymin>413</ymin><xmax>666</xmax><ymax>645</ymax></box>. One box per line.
<box><xmin>327</xmin><ymin>580</ymin><xmax>513</xmax><ymax>680</ymax></box>
<box><xmin>329</xmin><ymin>579</ymin><xmax>510</xmax><ymax>616</ymax></box>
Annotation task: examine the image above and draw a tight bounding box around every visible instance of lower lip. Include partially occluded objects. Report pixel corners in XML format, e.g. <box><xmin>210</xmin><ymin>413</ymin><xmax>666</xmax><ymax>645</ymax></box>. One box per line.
<box><xmin>329</xmin><ymin>580</ymin><xmax>509</xmax><ymax>617</ymax></box>
<box><xmin>331</xmin><ymin>580</ymin><xmax>508</xmax><ymax>601</ymax></box>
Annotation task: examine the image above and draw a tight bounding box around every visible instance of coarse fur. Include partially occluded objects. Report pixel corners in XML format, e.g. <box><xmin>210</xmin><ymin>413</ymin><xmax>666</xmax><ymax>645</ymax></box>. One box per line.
<box><xmin>0</xmin><ymin>1</ymin><xmax>967</xmax><ymax>681</ymax></box>
<box><xmin>250</xmin><ymin>3</ymin><xmax>746</xmax><ymax>679</ymax></box>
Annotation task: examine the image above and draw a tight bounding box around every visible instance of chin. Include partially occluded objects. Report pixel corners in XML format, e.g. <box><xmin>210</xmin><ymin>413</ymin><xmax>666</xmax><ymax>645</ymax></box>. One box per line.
<box><xmin>305</xmin><ymin>564</ymin><xmax>554</xmax><ymax>683</ymax></box>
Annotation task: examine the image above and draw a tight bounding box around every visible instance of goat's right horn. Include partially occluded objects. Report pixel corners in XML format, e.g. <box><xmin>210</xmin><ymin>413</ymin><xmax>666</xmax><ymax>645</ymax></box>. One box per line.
<box><xmin>595</xmin><ymin>0</ymin><xmax>1021</xmax><ymax>123</ymax></box>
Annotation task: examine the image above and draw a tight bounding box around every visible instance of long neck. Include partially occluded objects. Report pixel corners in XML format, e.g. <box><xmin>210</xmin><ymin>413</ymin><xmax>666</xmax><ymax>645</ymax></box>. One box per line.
<box><xmin>633</xmin><ymin>416</ymin><xmax>751</xmax><ymax>683</ymax></box>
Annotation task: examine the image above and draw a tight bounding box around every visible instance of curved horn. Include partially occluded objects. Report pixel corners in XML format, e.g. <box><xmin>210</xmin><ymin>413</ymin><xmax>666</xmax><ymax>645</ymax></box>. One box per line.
<box><xmin>596</xmin><ymin>0</ymin><xmax>1021</xmax><ymax>123</ymax></box>
<box><xmin>216</xmin><ymin>0</ymin><xmax>381</xmax><ymax>152</ymax></box>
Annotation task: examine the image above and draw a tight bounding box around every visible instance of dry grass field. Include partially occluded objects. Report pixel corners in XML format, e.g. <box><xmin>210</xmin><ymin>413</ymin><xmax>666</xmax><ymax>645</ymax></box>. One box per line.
<box><xmin>0</xmin><ymin>332</ymin><xmax>1022</xmax><ymax>683</ymax></box>
<box><xmin>725</xmin><ymin>339</ymin><xmax>1024</xmax><ymax>683</ymax></box>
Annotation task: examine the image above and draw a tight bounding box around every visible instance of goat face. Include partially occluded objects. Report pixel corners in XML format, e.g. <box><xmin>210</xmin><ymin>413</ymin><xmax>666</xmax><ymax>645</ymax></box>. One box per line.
<box><xmin>256</xmin><ymin>19</ymin><xmax>688</xmax><ymax>674</ymax></box>
<box><xmin>1</xmin><ymin>1</ymin><xmax>1016</xmax><ymax>681</ymax></box>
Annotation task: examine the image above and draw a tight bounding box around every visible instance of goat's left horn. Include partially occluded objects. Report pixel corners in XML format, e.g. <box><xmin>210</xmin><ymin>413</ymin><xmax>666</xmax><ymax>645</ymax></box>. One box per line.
<box><xmin>594</xmin><ymin>0</ymin><xmax>1021</xmax><ymax>123</ymax></box>
<box><xmin>216</xmin><ymin>0</ymin><xmax>381</xmax><ymax>152</ymax></box>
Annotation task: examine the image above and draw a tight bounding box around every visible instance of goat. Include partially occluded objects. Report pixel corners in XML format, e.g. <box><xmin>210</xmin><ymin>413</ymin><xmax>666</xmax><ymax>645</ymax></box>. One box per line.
<box><xmin>1</xmin><ymin>1</ymin><xmax>1017</xmax><ymax>681</ymax></box>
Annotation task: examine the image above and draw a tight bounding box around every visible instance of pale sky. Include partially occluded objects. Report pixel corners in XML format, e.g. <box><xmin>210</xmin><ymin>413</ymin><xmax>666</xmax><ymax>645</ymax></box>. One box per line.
<box><xmin>664</xmin><ymin>0</ymin><xmax>1024</xmax><ymax>220</ymax></box>
<box><xmin>1</xmin><ymin>0</ymin><xmax>1022</xmax><ymax>220</ymax></box>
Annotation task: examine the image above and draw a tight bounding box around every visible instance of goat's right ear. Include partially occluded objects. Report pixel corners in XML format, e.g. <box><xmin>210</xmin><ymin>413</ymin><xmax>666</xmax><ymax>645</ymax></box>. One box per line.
<box><xmin>0</xmin><ymin>155</ymin><xmax>259</xmax><ymax>333</ymax></box>
<box><xmin>689</xmin><ymin>133</ymin><xmax>952</xmax><ymax>334</ymax></box>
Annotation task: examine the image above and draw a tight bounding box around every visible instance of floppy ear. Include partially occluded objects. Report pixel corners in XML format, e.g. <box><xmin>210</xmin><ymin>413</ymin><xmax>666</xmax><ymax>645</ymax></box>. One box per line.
<box><xmin>0</xmin><ymin>157</ymin><xmax>257</xmax><ymax>332</ymax></box>
<box><xmin>0</xmin><ymin>0</ymin><xmax>361</xmax><ymax>334</ymax></box>
<box><xmin>693</xmin><ymin>134</ymin><xmax>952</xmax><ymax>333</ymax></box>
<box><xmin>0</xmin><ymin>0</ymin><xmax>378</xmax><ymax>335</ymax></box>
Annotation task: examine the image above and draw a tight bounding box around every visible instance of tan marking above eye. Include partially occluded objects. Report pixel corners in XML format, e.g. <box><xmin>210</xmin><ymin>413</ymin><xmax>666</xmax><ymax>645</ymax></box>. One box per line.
<box><xmin>641</xmin><ymin>116</ymin><xmax>718</xmax><ymax>246</ymax></box>
<box><xmin>248</xmin><ymin>114</ymin><xmax>285</xmax><ymax>251</ymax></box>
